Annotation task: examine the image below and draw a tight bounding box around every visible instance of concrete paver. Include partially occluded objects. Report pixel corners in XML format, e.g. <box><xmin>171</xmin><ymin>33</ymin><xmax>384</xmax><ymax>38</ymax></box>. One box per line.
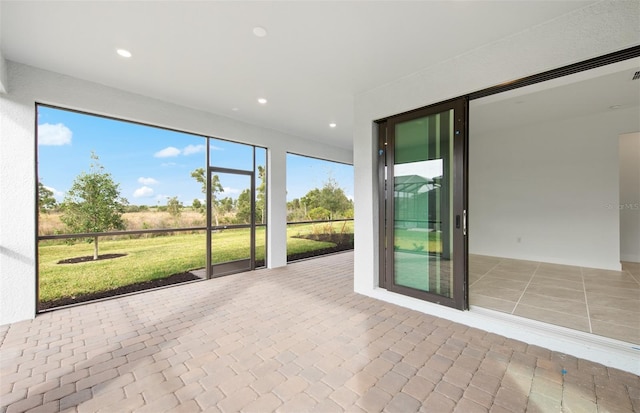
<box><xmin>1</xmin><ymin>252</ymin><xmax>639</xmax><ymax>412</ymax></box>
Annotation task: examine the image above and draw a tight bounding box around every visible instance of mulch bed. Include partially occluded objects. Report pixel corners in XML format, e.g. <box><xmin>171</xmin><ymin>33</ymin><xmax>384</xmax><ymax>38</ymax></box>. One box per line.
<box><xmin>57</xmin><ymin>253</ymin><xmax>127</xmax><ymax>264</ymax></box>
<box><xmin>287</xmin><ymin>233</ymin><xmax>354</xmax><ymax>261</ymax></box>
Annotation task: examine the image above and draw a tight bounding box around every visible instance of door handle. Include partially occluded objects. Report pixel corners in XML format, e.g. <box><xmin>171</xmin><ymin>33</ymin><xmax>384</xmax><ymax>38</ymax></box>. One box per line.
<box><xmin>463</xmin><ymin>210</ymin><xmax>467</xmax><ymax>236</ymax></box>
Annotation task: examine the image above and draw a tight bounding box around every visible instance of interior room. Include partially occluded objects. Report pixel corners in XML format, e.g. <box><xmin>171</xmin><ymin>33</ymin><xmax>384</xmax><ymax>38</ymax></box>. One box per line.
<box><xmin>468</xmin><ymin>59</ymin><xmax>640</xmax><ymax>343</ymax></box>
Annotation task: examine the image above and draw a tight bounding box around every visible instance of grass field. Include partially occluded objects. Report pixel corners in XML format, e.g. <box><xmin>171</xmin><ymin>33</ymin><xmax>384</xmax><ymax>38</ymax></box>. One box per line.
<box><xmin>39</xmin><ymin>221</ymin><xmax>352</xmax><ymax>303</ymax></box>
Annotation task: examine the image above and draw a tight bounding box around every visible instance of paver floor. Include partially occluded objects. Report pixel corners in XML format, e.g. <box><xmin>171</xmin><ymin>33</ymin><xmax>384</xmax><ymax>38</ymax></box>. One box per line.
<box><xmin>1</xmin><ymin>252</ymin><xmax>638</xmax><ymax>413</ymax></box>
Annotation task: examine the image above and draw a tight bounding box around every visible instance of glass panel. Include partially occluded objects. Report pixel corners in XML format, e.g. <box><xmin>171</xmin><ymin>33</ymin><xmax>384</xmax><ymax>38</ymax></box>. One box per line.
<box><xmin>210</xmin><ymin>172</ymin><xmax>252</xmax><ymax>276</ymax></box>
<box><xmin>209</xmin><ymin>138</ymin><xmax>253</xmax><ymax>171</ymax></box>
<box><xmin>393</xmin><ymin>110</ymin><xmax>454</xmax><ymax>297</ymax></box>
<box><xmin>255</xmin><ymin>147</ymin><xmax>267</xmax><ymax>268</ymax></box>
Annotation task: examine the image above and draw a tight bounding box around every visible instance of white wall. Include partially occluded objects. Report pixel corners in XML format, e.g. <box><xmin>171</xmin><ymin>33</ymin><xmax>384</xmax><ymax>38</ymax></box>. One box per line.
<box><xmin>620</xmin><ymin>132</ymin><xmax>640</xmax><ymax>262</ymax></box>
<box><xmin>353</xmin><ymin>1</ymin><xmax>639</xmax><ymax>372</ymax></box>
<box><xmin>0</xmin><ymin>62</ymin><xmax>352</xmax><ymax>325</ymax></box>
<box><xmin>0</xmin><ymin>3</ymin><xmax>6</xmax><ymax>93</ymax></box>
<box><xmin>468</xmin><ymin>107</ymin><xmax>638</xmax><ymax>271</ymax></box>
<box><xmin>0</xmin><ymin>53</ymin><xmax>7</xmax><ymax>93</ymax></box>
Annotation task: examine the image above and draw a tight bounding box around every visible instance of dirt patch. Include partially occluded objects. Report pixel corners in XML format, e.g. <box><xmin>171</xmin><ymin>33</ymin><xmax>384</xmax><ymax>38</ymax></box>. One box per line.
<box><xmin>39</xmin><ymin>271</ymin><xmax>201</xmax><ymax>310</ymax></box>
<box><xmin>57</xmin><ymin>253</ymin><xmax>127</xmax><ymax>264</ymax></box>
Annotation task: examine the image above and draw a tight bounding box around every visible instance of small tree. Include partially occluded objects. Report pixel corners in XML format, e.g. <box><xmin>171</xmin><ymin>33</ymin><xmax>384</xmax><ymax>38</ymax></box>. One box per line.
<box><xmin>308</xmin><ymin>207</ymin><xmax>331</xmax><ymax>221</ymax></box>
<box><xmin>166</xmin><ymin>196</ymin><xmax>183</xmax><ymax>224</ymax></box>
<box><xmin>60</xmin><ymin>153</ymin><xmax>128</xmax><ymax>260</ymax></box>
<box><xmin>190</xmin><ymin>167</ymin><xmax>224</xmax><ymax>225</ymax></box>
<box><xmin>301</xmin><ymin>178</ymin><xmax>352</xmax><ymax>219</ymax></box>
<box><xmin>192</xmin><ymin>198</ymin><xmax>204</xmax><ymax>214</ymax></box>
<box><xmin>38</xmin><ymin>181</ymin><xmax>57</xmax><ymax>213</ymax></box>
<box><xmin>256</xmin><ymin>165</ymin><xmax>266</xmax><ymax>224</ymax></box>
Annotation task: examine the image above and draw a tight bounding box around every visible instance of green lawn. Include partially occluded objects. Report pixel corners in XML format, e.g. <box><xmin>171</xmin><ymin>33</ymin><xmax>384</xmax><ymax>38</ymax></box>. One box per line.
<box><xmin>39</xmin><ymin>224</ymin><xmax>350</xmax><ymax>303</ymax></box>
<box><xmin>394</xmin><ymin>228</ymin><xmax>442</xmax><ymax>253</ymax></box>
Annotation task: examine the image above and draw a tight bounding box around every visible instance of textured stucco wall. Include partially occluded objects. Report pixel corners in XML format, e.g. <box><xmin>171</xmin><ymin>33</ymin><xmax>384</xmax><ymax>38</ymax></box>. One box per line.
<box><xmin>0</xmin><ymin>63</ymin><xmax>352</xmax><ymax>325</ymax></box>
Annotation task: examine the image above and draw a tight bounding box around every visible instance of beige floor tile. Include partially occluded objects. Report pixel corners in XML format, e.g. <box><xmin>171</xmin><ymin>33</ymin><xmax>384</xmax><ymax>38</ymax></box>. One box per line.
<box><xmin>621</xmin><ymin>261</ymin><xmax>640</xmax><ymax>278</ymax></box>
<box><xmin>583</xmin><ymin>285</ymin><xmax>640</xmax><ymax>300</ymax></box>
<box><xmin>588</xmin><ymin>305</ymin><xmax>640</xmax><ymax>330</ymax></box>
<box><xmin>537</xmin><ymin>262</ymin><xmax>582</xmax><ymax>274</ymax></box>
<box><xmin>482</xmin><ymin>270</ymin><xmax>533</xmax><ymax>282</ymax></box>
<box><xmin>512</xmin><ymin>304</ymin><xmax>591</xmax><ymax>332</ymax></box>
<box><xmin>590</xmin><ymin>320</ymin><xmax>640</xmax><ymax>344</ymax></box>
<box><xmin>585</xmin><ymin>293</ymin><xmax>640</xmax><ymax>313</ymax></box>
<box><xmin>581</xmin><ymin>267</ymin><xmax>631</xmax><ymax>279</ymax></box>
<box><xmin>522</xmin><ymin>284</ymin><xmax>586</xmax><ymax>303</ymax></box>
<box><xmin>583</xmin><ymin>278</ymin><xmax>640</xmax><ymax>290</ymax></box>
<box><xmin>471</xmin><ymin>277</ymin><xmax>529</xmax><ymax>292</ymax></box>
<box><xmin>518</xmin><ymin>293</ymin><xmax>588</xmax><ymax>319</ymax></box>
<box><xmin>533</xmin><ymin>269</ymin><xmax>583</xmax><ymax>281</ymax></box>
<box><xmin>528</xmin><ymin>277</ymin><xmax>583</xmax><ymax>291</ymax></box>
<box><xmin>470</xmin><ymin>285</ymin><xmax>524</xmax><ymax>302</ymax></box>
<box><xmin>469</xmin><ymin>294</ymin><xmax>517</xmax><ymax>313</ymax></box>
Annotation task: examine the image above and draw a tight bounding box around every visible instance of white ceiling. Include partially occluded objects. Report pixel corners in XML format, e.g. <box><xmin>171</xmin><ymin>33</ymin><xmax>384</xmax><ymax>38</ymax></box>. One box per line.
<box><xmin>1</xmin><ymin>1</ymin><xmax>597</xmax><ymax>149</ymax></box>
<box><xmin>471</xmin><ymin>59</ymin><xmax>640</xmax><ymax>135</ymax></box>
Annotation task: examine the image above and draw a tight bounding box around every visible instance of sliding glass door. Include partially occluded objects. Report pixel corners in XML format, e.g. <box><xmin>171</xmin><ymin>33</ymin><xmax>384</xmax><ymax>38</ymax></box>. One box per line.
<box><xmin>381</xmin><ymin>98</ymin><xmax>468</xmax><ymax>309</ymax></box>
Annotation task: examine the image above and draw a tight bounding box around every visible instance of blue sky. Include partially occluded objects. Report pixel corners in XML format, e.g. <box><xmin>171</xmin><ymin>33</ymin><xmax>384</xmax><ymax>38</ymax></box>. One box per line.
<box><xmin>37</xmin><ymin>106</ymin><xmax>353</xmax><ymax>206</ymax></box>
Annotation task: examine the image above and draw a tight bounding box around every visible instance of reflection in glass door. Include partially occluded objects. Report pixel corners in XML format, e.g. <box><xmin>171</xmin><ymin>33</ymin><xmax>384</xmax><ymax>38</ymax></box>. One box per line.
<box><xmin>209</xmin><ymin>168</ymin><xmax>255</xmax><ymax>277</ymax></box>
<box><xmin>382</xmin><ymin>98</ymin><xmax>467</xmax><ymax>310</ymax></box>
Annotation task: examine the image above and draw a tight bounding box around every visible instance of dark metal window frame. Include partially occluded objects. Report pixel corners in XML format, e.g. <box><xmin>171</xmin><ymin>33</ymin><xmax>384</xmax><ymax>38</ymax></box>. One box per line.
<box><xmin>34</xmin><ymin>103</ymin><xmax>268</xmax><ymax>312</ymax></box>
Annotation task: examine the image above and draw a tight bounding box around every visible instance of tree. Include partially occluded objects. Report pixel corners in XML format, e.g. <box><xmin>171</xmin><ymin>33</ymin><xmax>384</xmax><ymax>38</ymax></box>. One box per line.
<box><xmin>190</xmin><ymin>167</ymin><xmax>224</xmax><ymax>225</ymax></box>
<box><xmin>38</xmin><ymin>181</ymin><xmax>57</xmax><ymax>213</ymax></box>
<box><xmin>301</xmin><ymin>178</ymin><xmax>352</xmax><ymax>219</ymax></box>
<box><xmin>192</xmin><ymin>198</ymin><xmax>204</xmax><ymax>214</ymax></box>
<box><xmin>235</xmin><ymin>189</ymin><xmax>252</xmax><ymax>224</ymax></box>
<box><xmin>166</xmin><ymin>196</ymin><xmax>183</xmax><ymax>222</ymax></box>
<box><xmin>235</xmin><ymin>166</ymin><xmax>266</xmax><ymax>224</ymax></box>
<box><xmin>256</xmin><ymin>166</ymin><xmax>266</xmax><ymax>224</ymax></box>
<box><xmin>219</xmin><ymin>197</ymin><xmax>235</xmax><ymax>214</ymax></box>
<box><xmin>60</xmin><ymin>152</ymin><xmax>128</xmax><ymax>260</ymax></box>
<box><xmin>308</xmin><ymin>206</ymin><xmax>331</xmax><ymax>221</ymax></box>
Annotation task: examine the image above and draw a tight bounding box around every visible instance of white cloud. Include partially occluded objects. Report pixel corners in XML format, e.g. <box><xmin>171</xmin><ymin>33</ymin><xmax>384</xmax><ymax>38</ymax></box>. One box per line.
<box><xmin>182</xmin><ymin>144</ymin><xmax>206</xmax><ymax>156</ymax></box>
<box><xmin>154</xmin><ymin>144</ymin><xmax>211</xmax><ymax>158</ymax></box>
<box><xmin>161</xmin><ymin>162</ymin><xmax>177</xmax><ymax>167</ymax></box>
<box><xmin>222</xmin><ymin>187</ymin><xmax>241</xmax><ymax>195</ymax></box>
<box><xmin>44</xmin><ymin>185</ymin><xmax>64</xmax><ymax>200</ymax></box>
<box><xmin>38</xmin><ymin>123</ymin><xmax>72</xmax><ymax>146</ymax></box>
<box><xmin>154</xmin><ymin>146</ymin><xmax>181</xmax><ymax>158</ymax></box>
<box><xmin>138</xmin><ymin>177</ymin><xmax>159</xmax><ymax>185</ymax></box>
<box><xmin>133</xmin><ymin>186</ymin><xmax>154</xmax><ymax>198</ymax></box>
<box><xmin>211</xmin><ymin>145</ymin><xmax>223</xmax><ymax>151</ymax></box>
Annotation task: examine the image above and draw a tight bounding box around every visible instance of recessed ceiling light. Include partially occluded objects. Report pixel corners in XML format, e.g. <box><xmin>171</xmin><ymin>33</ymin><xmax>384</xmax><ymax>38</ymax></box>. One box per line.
<box><xmin>253</xmin><ymin>26</ymin><xmax>268</xmax><ymax>38</ymax></box>
<box><xmin>116</xmin><ymin>48</ymin><xmax>132</xmax><ymax>58</ymax></box>
<box><xmin>232</xmin><ymin>107</ymin><xmax>239</xmax><ymax>111</ymax></box>
<box><xmin>329</xmin><ymin>123</ymin><xmax>337</xmax><ymax>128</ymax></box>
<box><xmin>257</xmin><ymin>98</ymin><xmax>268</xmax><ymax>105</ymax></box>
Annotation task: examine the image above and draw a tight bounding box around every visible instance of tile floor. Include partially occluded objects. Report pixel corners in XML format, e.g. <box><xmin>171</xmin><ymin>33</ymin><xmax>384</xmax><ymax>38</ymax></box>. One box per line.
<box><xmin>469</xmin><ymin>255</ymin><xmax>640</xmax><ymax>344</ymax></box>
<box><xmin>1</xmin><ymin>252</ymin><xmax>639</xmax><ymax>413</ymax></box>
